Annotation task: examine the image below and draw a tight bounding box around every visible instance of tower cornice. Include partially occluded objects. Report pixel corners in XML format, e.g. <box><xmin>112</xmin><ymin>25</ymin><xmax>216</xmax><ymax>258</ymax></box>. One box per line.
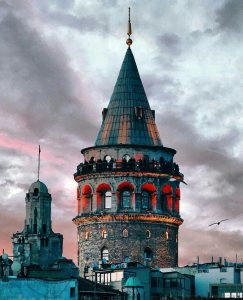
<box><xmin>73</xmin><ymin>213</ymin><xmax>183</xmax><ymax>226</ymax></box>
<box><xmin>74</xmin><ymin>171</ymin><xmax>184</xmax><ymax>183</ymax></box>
<box><xmin>81</xmin><ymin>145</ymin><xmax>176</xmax><ymax>155</ymax></box>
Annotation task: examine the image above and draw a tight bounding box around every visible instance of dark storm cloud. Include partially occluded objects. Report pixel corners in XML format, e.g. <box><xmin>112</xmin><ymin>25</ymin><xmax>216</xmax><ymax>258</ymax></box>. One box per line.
<box><xmin>216</xmin><ymin>0</ymin><xmax>243</xmax><ymax>34</ymax></box>
<box><xmin>0</xmin><ymin>5</ymin><xmax>98</xmax><ymax>144</ymax></box>
<box><xmin>179</xmin><ymin>228</ymin><xmax>243</xmax><ymax>265</ymax></box>
<box><xmin>158</xmin><ymin>33</ymin><xmax>182</xmax><ymax>56</ymax></box>
<box><xmin>157</xmin><ymin>112</ymin><xmax>243</xmax><ymax>224</ymax></box>
<box><xmin>44</xmin><ymin>12</ymin><xmax>109</xmax><ymax>33</ymax></box>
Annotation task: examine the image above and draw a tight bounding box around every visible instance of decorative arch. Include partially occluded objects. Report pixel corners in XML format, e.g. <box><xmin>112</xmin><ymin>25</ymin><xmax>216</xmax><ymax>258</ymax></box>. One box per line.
<box><xmin>161</xmin><ymin>184</ymin><xmax>173</xmax><ymax>211</ymax></box>
<box><xmin>81</xmin><ymin>184</ymin><xmax>93</xmax><ymax>213</ymax></box>
<box><xmin>96</xmin><ymin>183</ymin><xmax>112</xmax><ymax>210</ymax></box>
<box><xmin>117</xmin><ymin>181</ymin><xmax>135</xmax><ymax>210</ymax></box>
<box><xmin>141</xmin><ymin>183</ymin><xmax>157</xmax><ymax>210</ymax></box>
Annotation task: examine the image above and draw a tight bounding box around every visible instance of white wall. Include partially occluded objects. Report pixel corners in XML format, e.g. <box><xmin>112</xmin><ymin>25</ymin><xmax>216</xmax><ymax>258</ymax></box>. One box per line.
<box><xmin>195</xmin><ymin>267</ymin><xmax>236</xmax><ymax>297</ymax></box>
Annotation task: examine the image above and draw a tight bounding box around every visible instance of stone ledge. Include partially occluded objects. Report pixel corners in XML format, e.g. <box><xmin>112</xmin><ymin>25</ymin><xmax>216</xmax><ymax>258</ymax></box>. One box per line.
<box><xmin>73</xmin><ymin>213</ymin><xmax>183</xmax><ymax>226</ymax></box>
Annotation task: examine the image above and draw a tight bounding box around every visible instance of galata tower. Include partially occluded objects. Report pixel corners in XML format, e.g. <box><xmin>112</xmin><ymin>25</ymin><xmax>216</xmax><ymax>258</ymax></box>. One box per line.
<box><xmin>73</xmin><ymin>10</ymin><xmax>184</xmax><ymax>275</ymax></box>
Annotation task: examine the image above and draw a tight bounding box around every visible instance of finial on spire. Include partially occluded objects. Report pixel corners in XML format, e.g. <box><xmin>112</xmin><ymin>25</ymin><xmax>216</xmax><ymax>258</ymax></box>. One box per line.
<box><xmin>126</xmin><ymin>7</ymin><xmax>133</xmax><ymax>47</ymax></box>
<box><xmin>37</xmin><ymin>145</ymin><xmax>41</xmax><ymax>181</ymax></box>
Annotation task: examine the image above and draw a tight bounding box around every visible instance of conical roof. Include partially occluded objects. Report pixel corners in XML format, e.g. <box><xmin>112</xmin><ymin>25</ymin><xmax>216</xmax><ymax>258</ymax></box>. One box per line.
<box><xmin>95</xmin><ymin>47</ymin><xmax>162</xmax><ymax>146</ymax></box>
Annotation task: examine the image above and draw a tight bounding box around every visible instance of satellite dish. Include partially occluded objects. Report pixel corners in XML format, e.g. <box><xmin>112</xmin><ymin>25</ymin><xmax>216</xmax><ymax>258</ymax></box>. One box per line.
<box><xmin>11</xmin><ymin>262</ymin><xmax>21</xmax><ymax>273</ymax></box>
<box><xmin>2</xmin><ymin>253</ymin><xmax>8</xmax><ymax>260</ymax></box>
<box><xmin>18</xmin><ymin>245</ymin><xmax>24</xmax><ymax>253</ymax></box>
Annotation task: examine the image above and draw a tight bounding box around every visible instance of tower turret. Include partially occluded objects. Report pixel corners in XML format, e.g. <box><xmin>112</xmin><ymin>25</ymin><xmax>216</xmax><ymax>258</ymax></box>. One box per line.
<box><xmin>12</xmin><ymin>179</ymin><xmax>63</xmax><ymax>269</ymax></box>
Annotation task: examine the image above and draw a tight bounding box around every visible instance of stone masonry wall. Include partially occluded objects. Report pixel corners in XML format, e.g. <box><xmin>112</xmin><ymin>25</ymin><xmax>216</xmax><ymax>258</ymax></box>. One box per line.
<box><xmin>78</xmin><ymin>220</ymin><xmax>178</xmax><ymax>275</ymax></box>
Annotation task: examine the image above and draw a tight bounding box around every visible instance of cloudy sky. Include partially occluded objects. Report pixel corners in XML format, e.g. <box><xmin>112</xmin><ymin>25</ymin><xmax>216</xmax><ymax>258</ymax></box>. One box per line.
<box><xmin>1</xmin><ymin>0</ymin><xmax>243</xmax><ymax>266</ymax></box>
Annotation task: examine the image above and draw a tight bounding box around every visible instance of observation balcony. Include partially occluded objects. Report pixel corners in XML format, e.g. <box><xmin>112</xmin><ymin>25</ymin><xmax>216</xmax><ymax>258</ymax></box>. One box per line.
<box><xmin>74</xmin><ymin>159</ymin><xmax>183</xmax><ymax>179</ymax></box>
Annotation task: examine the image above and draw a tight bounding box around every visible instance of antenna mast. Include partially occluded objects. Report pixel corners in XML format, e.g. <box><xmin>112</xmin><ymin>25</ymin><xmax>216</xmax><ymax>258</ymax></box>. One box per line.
<box><xmin>37</xmin><ymin>145</ymin><xmax>41</xmax><ymax>181</ymax></box>
<box><xmin>126</xmin><ymin>7</ymin><xmax>133</xmax><ymax>46</ymax></box>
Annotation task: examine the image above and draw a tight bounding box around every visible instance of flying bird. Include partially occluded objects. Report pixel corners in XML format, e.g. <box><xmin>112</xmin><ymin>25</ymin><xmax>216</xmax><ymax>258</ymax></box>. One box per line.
<box><xmin>208</xmin><ymin>219</ymin><xmax>229</xmax><ymax>227</ymax></box>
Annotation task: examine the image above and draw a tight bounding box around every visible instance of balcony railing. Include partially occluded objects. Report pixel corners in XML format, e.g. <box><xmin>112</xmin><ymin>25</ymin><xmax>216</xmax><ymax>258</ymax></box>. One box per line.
<box><xmin>74</xmin><ymin>159</ymin><xmax>183</xmax><ymax>178</ymax></box>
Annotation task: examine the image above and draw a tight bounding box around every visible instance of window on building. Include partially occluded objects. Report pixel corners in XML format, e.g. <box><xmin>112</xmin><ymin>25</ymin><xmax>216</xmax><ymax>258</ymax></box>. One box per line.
<box><xmin>45</xmin><ymin>237</ymin><xmax>49</xmax><ymax>247</ymax></box>
<box><xmin>42</xmin><ymin>224</ymin><xmax>47</xmax><ymax>234</ymax></box>
<box><xmin>33</xmin><ymin>223</ymin><xmax>37</xmax><ymax>234</ymax></box>
<box><xmin>85</xmin><ymin>232</ymin><xmax>90</xmax><ymax>240</ymax></box>
<box><xmin>33</xmin><ymin>188</ymin><xmax>39</xmax><ymax>196</ymax></box>
<box><xmin>166</xmin><ymin>231</ymin><xmax>169</xmax><ymax>240</ymax></box>
<box><xmin>123</xmin><ymin>229</ymin><xmax>129</xmax><ymax>238</ymax></box>
<box><xmin>101</xmin><ymin>248</ymin><xmax>109</xmax><ymax>262</ymax></box>
<box><xmin>104</xmin><ymin>191</ymin><xmax>112</xmax><ymax>209</ymax></box>
<box><xmin>41</xmin><ymin>237</ymin><xmax>45</xmax><ymax>247</ymax></box>
<box><xmin>102</xmin><ymin>230</ymin><xmax>108</xmax><ymax>239</ymax></box>
<box><xmin>144</xmin><ymin>247</ymin><xmax>152</xmax><ymax>260</ymax></box>
<box><xmin>121</xmin><ymin>190</ymin><xmax>131</xmax><ymax>208</ymax></box>
<box><xmin>146</xmin><ymin>230</ymin><xmax>151</xmax><ymax>239</ymax></box>
<box><xmin>70</xmin><ymin>287</ymin><xmax>75</xmax><ymax>298</ymax></box>
<box><xmin>161</xmin><ymin>194</ymin><xmax>167</xmax><ymax>210</ymax></box>
<box><xmin>141</xmin><ymin>191</ymin><xmax>150</xmax><ymax>209</ymax></box>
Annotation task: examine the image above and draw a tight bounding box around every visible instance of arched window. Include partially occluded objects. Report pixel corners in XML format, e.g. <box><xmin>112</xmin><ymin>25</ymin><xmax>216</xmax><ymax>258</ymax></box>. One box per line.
<box><xmin>166</xmin><ymin>231</ymin><xmax>169</xmax><ymax>240</ymax></box>
<box><xmin>101</xmin><ymin>230</ymin><xmax>107</xmax><ymax>239</ymax></box>
<box><xmin>144</xmin><ymin>247</ymin><xmax>152</xmax><ymax>260</ymax></box>
<box><xmin>121</xmin><ymin>190</ymin><xmax>131</xmax><ymax>208</ymax></box>
<box><xmin>85</xmin><ymin>232</ymin><xmax>90</xmax><ymax>240</ymax></box>
<box><xmin>104</xmin><ymin>191</ymin><xmax>112</xmax><ymax>209</ymax></box>
<box><xmin>122</xmin><ymin>229</ymin><xmax>129</xmax><ymax>238</ymax></box>
<box><xmin>146</xmin><ymin>230</ymin><xmax>151</xmax><ymax>239</ymax></box>
<box><xmin>33</xmin><ymin>208</ymin><xmax>38</xmax><ymax>234</ymax></box>
<box><xmin>82</xmin><ymin>185</ymin><xmax>93</xmax><ymax>212</ymax></box>
<box><xmin>101</xmin><ymin>248</ymin><xmax>109</xmax><ymax>262</ymax></box>
<box><xmin>34</xmin><ymin>188</ymin><xmax>39</xmax><ymax>196</ymax></box>
<box><xmin>141</xmin><ymin>191</ymin><xmax>150</xmax><ymax>210</ymax></box>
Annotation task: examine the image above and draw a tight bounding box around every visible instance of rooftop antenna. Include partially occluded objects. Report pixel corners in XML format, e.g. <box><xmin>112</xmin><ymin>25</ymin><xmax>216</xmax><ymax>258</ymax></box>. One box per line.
<box><xmin>37</xmin><ymin>145</ymin><xmax>41</xmax><ymax>181</ymax></box>
<box><xmin>126</xmin><ymin>7</ymin><xmax>133</xmax><ymax>47</ymax></box>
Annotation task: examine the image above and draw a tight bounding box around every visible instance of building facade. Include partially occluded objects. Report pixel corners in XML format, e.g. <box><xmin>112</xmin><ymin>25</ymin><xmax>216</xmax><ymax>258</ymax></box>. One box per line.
<box><xmin>73</xmin><ymin>21</ymin><xmax>184</xmax><ymax>275</ymax></box>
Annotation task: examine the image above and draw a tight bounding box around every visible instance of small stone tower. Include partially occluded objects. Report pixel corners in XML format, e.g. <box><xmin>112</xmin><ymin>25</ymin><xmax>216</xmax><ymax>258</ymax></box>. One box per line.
<box><xmin>12</xmin><ymin>180</ymin><xmax>63</xmax><ymax>268</ymax></box>
<box><xmin>73</xmin><ymin>14</ymin><xmax>184</xmax><ymax>275</ymax></box>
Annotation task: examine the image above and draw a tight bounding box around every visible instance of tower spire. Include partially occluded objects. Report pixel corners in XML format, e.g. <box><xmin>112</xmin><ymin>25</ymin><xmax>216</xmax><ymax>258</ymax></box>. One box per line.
<box><xmin>37</xmin><ymin>145</ymin><xmax>41</xmax><ymax>181</ymax></box>
<box><xmin>126</xmin><ymin>7</ymin><xmax>133</xmax><ymax>47</ymax></box>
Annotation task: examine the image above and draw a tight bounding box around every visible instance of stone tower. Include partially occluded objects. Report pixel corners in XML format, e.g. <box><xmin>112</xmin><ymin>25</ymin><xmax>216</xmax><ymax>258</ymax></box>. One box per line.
<box><xmin>12</xmin><ymin>180</ymin><xmax>63</xmax><ymax>268</ymax></box>
<box><xmin>73</xmin><ymin>17</ymin><xmax>184</xmax><ymax>275</ymax></box>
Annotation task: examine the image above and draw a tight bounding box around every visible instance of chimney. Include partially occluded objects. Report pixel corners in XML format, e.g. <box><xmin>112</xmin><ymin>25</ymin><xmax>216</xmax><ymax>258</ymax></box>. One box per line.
<box><xmin>219</xmin><ymin>257</ymin><xmax>222</xmax><ymax>266</ymax></box>
<box><xmin>211</xmin><ymin>256</ymin><xmax>214</xmax><ymax>263</ymax></box>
